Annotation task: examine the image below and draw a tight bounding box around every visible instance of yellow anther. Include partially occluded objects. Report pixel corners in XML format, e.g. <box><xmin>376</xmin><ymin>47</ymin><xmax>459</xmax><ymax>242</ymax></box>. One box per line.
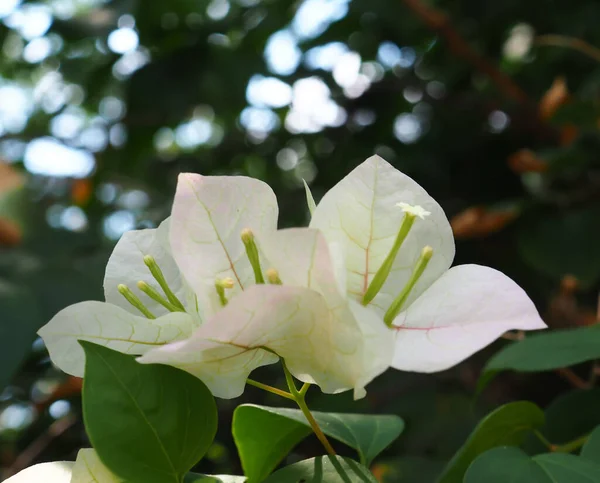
<box><xmin>266</xmin><ymin>268</ymin><xmax>283</xmax><ymax>285</ymax></box>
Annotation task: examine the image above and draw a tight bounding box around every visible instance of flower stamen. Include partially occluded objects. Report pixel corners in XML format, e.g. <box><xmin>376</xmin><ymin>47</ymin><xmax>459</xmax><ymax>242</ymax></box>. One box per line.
<box><xmin>137</xmin><ymin>281</ymin><xmax>185</xmax><ymax>313</ymax></box>
<box><xmin>143</xmin><ymin>255</ymin><xmax>185</xmax><ymax>311</ymax></box>
<box><xmin>215</xmin><ymin>277</ymin><xmax>235</xmax><ymax>306</ymax></box>
<box><xmin>266</xmin><ymin>268</ymin><xmax>283</xmax><ymax>285</ymax></box>
<box><xmin>117</xmin><ymin>284</ymin><xmax>156</xmax><ymax>319</ymax></box>
<box><xmin>383</xmin><ymin>246</ymin><xmax>433</xmax><ymax>327</ymax></box>
<box><xmin>241</xmin><ymin>228</ymin><xmax>265</xmax><ymax>284</ymax></box>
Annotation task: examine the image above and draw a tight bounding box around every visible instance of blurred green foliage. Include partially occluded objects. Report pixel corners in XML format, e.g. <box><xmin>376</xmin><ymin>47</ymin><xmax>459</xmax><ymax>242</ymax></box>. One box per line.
<box><xmin>0</xmin><ymin>0</ymin><xmax>599</xmax><ymax>480</ymax></box>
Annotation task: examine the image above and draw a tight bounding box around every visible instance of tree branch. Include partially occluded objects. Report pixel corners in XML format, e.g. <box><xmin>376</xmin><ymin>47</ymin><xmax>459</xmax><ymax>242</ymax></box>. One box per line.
<box><xmin>399</xmin><ymin>0</ymin><xmax>531</xmax><ymax>105</ymax></box>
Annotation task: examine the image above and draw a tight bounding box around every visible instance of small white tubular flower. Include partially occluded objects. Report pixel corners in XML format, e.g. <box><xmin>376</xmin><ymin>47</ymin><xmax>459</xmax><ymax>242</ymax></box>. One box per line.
<box><xmin>396</xmin><ymin>202</ymin><xmax>431</xmax><ymax>220</ymax></box>
<box><xmin>310</xmin><ymin>155</ymin><xmax>547</xmax><ymax>373</ymax></box>
<box><xmin>5</xmin><ymin>449</ymin><xmax>118</xmax><ymax>483</ymax></box>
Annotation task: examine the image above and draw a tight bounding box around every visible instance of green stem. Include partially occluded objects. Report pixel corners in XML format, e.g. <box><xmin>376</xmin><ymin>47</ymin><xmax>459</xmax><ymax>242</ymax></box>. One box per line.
<box><xmin>299</xmin><ymin>382</ymin><xmax>310</xmax><ymax>397</ymax></box>
<box><xmin>533</xmin><ymin>430</ymin><xmax>553</xmax><ymax>451</ymax></box>
<box><xmin>246</xmin><ymin>379</ymin><xmax>295</xmax><ymax>400</ymax></box>
<box><xmin>281</xmin><ymin>361</ymin><xmax>336</xmax><ymax>456</ymax></box>
<box><xmin>534</xmin><ymin>430</ymin><xmax>589</xmax><ymax>453</ymax></box>
<box><xmin>553</xmin><ymin>434</ymin><xmax>589</xmax><ymax>453</ymax></box>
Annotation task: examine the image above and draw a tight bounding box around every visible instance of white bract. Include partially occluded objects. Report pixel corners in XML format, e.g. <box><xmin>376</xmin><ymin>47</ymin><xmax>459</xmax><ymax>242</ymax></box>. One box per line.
<box><xmin>138</xmin><ymin>175</ymin><xmax>392</xmax><ymax>399</ymax></box>
<box><xmin>39</xmin><ymin>174</ymin><xmax>391</xmax><ymax>399</ymax></box>
<box><xmin>5</xmin><ymin>449</ymin><xmax>245</xmax><ymax>483</ymax></box>
<box><xmin>308</xmin><ymin>155</ymin><xmax>547</xmax><ymax>372</ymax></box>
<box><xmin>38</xmin><ymin>218</ymin><xmax>198</xmax><ymax>380</ymax></box>
<box><xmin>5</xmin><ymin>449</ymin><xmax>119</xmax><ymax>483</ymax></box>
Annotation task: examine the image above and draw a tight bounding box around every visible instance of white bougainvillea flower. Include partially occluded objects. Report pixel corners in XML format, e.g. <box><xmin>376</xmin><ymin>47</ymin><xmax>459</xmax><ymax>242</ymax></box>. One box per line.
<box><xmin>138</xmin><ymin>176</ymin><xmax>393</xmax><ymax>399</ymax></box>
<box><xmin>5</xmin><ymin>449</ymin><xmax>119</xmax><ymax>483</ymax></box>
<box><xmin>308</xmin><ymin>155</ymin><xmax>547</xmax><ymax>372</ymax></box>
<box><xmin>40</xmin><ymin>173</ymin><xmax>389</xmax><ymax>399</ymax></box>
<box><xmin>140</xmin><ymin>227</ymin><xmax>393</xmax><ymax>399</ymax></box>
<box><xmin>38</xmin><ymin>174</ymin><xmax>278</xmax><ymax>386</ymax></box>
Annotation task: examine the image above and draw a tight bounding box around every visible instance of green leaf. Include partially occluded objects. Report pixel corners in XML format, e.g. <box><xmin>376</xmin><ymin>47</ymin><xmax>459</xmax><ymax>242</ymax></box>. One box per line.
<box><xmin>544</xmin><ymin>390</ymin><xmax>600</xmax><ymax>444</ymax></box>
<box><xmin>262</xmin><ymin>456</ymin><xmax>377</xmax><ymax>483</ymax></box>
<box><xmin>232</xmin><ymin>404</ymin><xmax>404</xmax><ymax>482</ymax></box>
<box><xmin>535</xmin><ymin>453</ymin><xmax>600</xmax><ymax>480</ymax></box>
<box><xmin>464</xmin><ymin>447</ymin><xmax>548</xmax><ymax>482</ymax></box>
<box><xmin>437</xmin><ymin>401</ymin><xmax>545</xmax><ymax>483</ymax></box>
<box><xmin>480</xmin><ymin>327</ymin><xmax>600</xmax><ymax>389</ymax></box>
<box><xmin>581</xmin><ymin>426</ymin><xmax>600</xmax><ymax>463</ymax></box>
<box><xmin>0</xmin><ymin>280</ymin><xmax>42</xmax><ymax>391</ymax></box>
<box><xmin>81</xmin><ymin>342</ymin><xmax>218</xmax><ymax>483</ymax></box>
<box><xmin>232</xmin><ymin>405</ymin><xmax>312</xmax><ymax>483</ymax></box>
<box><xmin>465</xmin><ymin>447</ymin><xmax>600</xmax><ymax>482</ymax></box>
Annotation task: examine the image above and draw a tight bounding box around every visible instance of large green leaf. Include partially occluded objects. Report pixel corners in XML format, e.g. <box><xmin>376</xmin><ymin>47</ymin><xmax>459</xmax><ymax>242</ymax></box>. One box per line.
<box><xmin>437</xmin><ymin>401</ymin><xmax>545</xmax><ymax>483</ymax></box>
<box><xmin>232</xmin><ymin>404</ymin><xmax>404</xmax><ymax>482</ymax></box>
<box><xmin>479</xmin><ymin>326</ymin><xmax>600</xmax><ymax>391</ymax></box>
<box><xmin>81</xmin><ymin>342</ymin><xmax>218</xmax><ymax>483</ymax></box>
<box><xmin>0</xmin><ymin>280</ymin><xmax>42</xmax><ymax>391</ymax></box>
<box><xmin>262</xmin><ymin>456</ymin><xmax>377</xmax><ymax>483</ymax></box>
<box><xmin>581</xmin><ymin>427</ymin><xmax>600</xmax><ymax>463</ymax></box>
<box><xmin>465</xmin><ymin>447</ymin><xmax>600</xmax><ymax>482</ymax></box>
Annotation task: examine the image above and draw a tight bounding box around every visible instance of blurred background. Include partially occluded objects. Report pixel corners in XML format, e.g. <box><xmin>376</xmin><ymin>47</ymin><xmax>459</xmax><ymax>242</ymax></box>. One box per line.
<box><xmin>0</xmin><ymin>0</ymin><xmax>599</xmax><ymax>480</ymax></box>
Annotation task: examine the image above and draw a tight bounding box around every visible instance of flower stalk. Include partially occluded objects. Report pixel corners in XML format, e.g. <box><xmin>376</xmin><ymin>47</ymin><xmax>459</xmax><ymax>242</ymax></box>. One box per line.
<box><xmin>282</xmin><ymin>360</ymin><xmax>336</xmax><ymax>456</ymax></box>
<box><xmin>384</xmin><ymin>245</ymin><xmax>433</xmax><ymax>327</ymax></box>
<box><xmin>363</xmin><ymin>212</ymin><xmax>416</xmax><ymax>305</ymax></box>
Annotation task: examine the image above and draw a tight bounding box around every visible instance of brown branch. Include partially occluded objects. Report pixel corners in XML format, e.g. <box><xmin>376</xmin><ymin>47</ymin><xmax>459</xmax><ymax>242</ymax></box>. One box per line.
<box><xmin>399</xmin><ymin>0</ymin><xmax>530</xmax><ymax>105</ymax></box>
<box><xmin>555</xmin><ymin>368</ymin><xmax>591</xmax><ymax>390</ymax></box>
<box><xmin>4</xmin><ymin>415</ymin><xmax>78</xmax><ymax>478</ymax></box>
<box><xmin>536</xmin><ymin>35</ymin><xmax>600</xmax><ymax>64</ymax></box>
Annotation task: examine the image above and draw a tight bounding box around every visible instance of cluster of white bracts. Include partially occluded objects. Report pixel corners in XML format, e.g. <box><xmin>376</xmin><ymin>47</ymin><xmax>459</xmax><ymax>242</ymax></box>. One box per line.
<box><xmin>38</xmin><ymin>156</ymin><xmax>546</xmax><ymax>401</ymax></box>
